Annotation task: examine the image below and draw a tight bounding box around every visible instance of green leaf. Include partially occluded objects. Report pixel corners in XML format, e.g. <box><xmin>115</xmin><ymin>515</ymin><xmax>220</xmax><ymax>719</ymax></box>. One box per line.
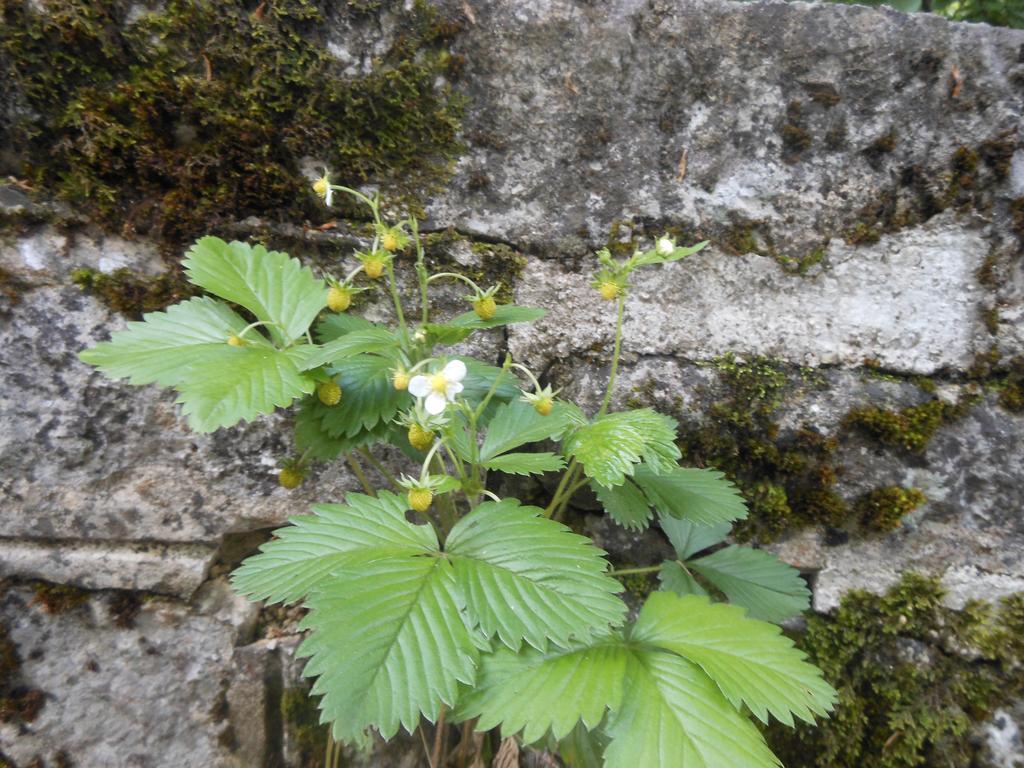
<box><xmin>456</xmin><ymin>642</ymin><xmax>627</xmax><ymax>744</ymax></box>
<box><xmin>658</xmin><ymin>561</ymin><xmax>709</xmax><ymax>597</ymax></box>
<box><xmin>459</xmin><ymin>359</ymin><xmax>522</xmax><ymax>407</ymax></box>
<box><xmin>294</xmin><ymin>400</ymin><xmax>390</xmax><ymax>460</ymax></box>
<box><xmin>558</xmin><ymin>721</ymin><xmax>608</xmax><ymax>768</ymax></box>
<box><xmin>447</xmin><ymin>304</ymin><xmax>546</xmax><ymax>330</ymax></box>
<box><xmin>79</xmin><ymin>296</ymin><xmax>250</xmax><ymax>387</ymax></box>
<box><xmin>592</xmin><ymin>479</ymin><xmax>652</xmax><ymax>531</ymax></box>
<box><xmin>446</xmin><ymin>499</ymin><xmax>626</xmax><ymax>651</ymax></box>
<box><xmin>688</xmin><ymin>545</ymin><xmax>810</xmax><ymax>623</ymax></box>
<box><xmin>565</xmin><ymin>409</ymin><xmax>679</xmax><ymax>488</ymax></box>
<box><xmin>630</xmin><ymin>592</ymin><xmax>836</xmax><ymax>726</ymax></box>
<box><xmin>421</xmin><ymin>322</ymin><xmax>473</xmax><ymax>346</ymax></box>
<box><xmin>312</xmin><ymin>354</ymin><xmax>411</xmax><ymax>438</ymax></box>
<box><xmin>316</xmin><ymin>312</ymin><xmax>379</xmax><ymax>341</ymax></box>
<box><xmin>231</xmin><ymin>491</ymin><xmax>435</xmax><ymax>604</ymax></box>
<box><xmin>631</xmin><ymin>240</ymin><xmax>709</xmax><ymax>267</ymax></box>
<box><xmin>480</xmin><ymin>400</ymin><xmax>572</xmax><ymax>461</ymax></box>
<box><xmin>299</xmin><ymin>555</ymin><xmax>479</xmax><ymax>743</ymax></box>
<box><xmin>483</xmin><ymin>452</ymin><xmax>565</xmax><ymax>476</ymax></box>
<box><xmin>175</xmin><ymin>344</ymin><xmax>315</xmax><ymax>432</ymax></box>
<box><xmin>634</xmin><ymin>466</ymin><xmax>748</xmax><ymax>526</ymax></box>
<box><xmin>298</xmin><ymin>328</ymin><xmax>399</xmax><ymax>370</ymax></box>
<box><xmin>659</xmin><ymin>514</ymin><xmax>731</xmax><ymax>560</ymax></box>
<box><xmin>183</xmin><ymin>237</ymin><xmax>326</xmax><ymax>346</ymax></box>
<box><xmin>603</xmin><ymin>650</ymin><xmax>781</xmax><ymax>768</ymax></box>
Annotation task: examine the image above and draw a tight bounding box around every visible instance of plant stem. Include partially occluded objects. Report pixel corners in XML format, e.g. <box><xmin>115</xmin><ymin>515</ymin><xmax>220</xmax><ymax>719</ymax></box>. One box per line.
<box><xmin>356</xmin><ymin>447</ymin><xmax>400</xmax><ymax>491</ymax></box>
<box><xmin>598</xmin><ymin>292</ymin><xmax>626</xmax><ymax>417</ymax></box>
<box><xmin>412</xmin><ymin>218</ymin><xmax>430</xmax><ymax>325</ymax></box>
<box><xmin>427</xmin><ymin>271</ymin><xmax>485</xmax><ymax>294</ymax></box>
<box><xmin>544</xmin><ymin>457</ymin><xmax>577</xmax><ymax>518</ymax></box>
<box><xmin>344</xmin><ymin>452</ymin><xmax>375</xmax><ymax>496</ymax></box>
<box><xmin>473</xmin><ymin>354</ymin><xmax>512</xmax><ymax>421</ymax></box>
<box><xmin>431</xmin><ymin>706</ymin><xmax>447</xmax><ymax>768</ymax></box>
<box><xmin>384</xmin><ymin>260</ymin><xmax>407</xmax><ymax>339</ymax></box>
<box><xmin>608</xmin><ymin>565</ymin><xmax>661</xmax><ymax>576</ymax></box>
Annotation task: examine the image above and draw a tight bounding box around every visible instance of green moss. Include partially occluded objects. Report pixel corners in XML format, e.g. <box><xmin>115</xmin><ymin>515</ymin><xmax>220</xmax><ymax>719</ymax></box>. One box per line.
<box><xmin>842</xmin><ymin>397</ymin><xmax>973</xmax><ymax>453</ymax></box>
<box><xmin>780</xmin><ymin>101</ymin><xmax>812</xmax><ymax>162</ymax></box>
<box><xmin>668</xmin><ymin>356</ymin><xmax>846</xmax><ymax>541</ymax></box>
<box><xmin>997</xmin><ymin>357</ymin><xmax>1024</xmax><ymax>413</ymax></box>
<box><xmin>767</xmin><ymin>574</ymin><xmax>1024</xmax><ymax>768</ymax></box>
<box><xmin>420</xmin><ymin>229</ymin><xmax>527</xmax><ymax>305</ymax></box>
<box><xmin>281</xmin><ymin>686</ymin><xmax>328</xmax><ymax>768</ymax></box>
<box><xmin>71</xmin><ymin>266</ymin><xmax>201</xmax><ymax>317</ymax></box>
<box><xmin>981</xmin><ymin>306</ymin><xmax>999</xmax><ymax>335</ymax></box>
<box><xmin>30</xmin><ymin>581</ymin><xmax>88</xmax><ymax>614</ymax></box>
<box><xmin>843</xmin><ymin>221</ymin><xmax>881</xmax><ymax>246</ymax></box>
<box><xmin>1</xmin><ymin>0</ymin><xmax>463</xmax><ymax>250</ymax></box>
<box><xmin>979</xmin><ymin>133</ymin><xmax>1017</xmax><ymax>180</ymax></box>
<box><xmin>854</xmin><ymin>486</ymin><xmax>927</xmax><ymax>533</ymax></box>
<box><xmin>863</xmin><ymin>128</ymin><xmax>898</xmax><ymax>168</ymax></box>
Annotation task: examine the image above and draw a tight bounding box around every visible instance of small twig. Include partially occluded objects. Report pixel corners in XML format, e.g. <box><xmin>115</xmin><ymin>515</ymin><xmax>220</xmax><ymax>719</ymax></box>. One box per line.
<box><xmin>431</xmin><ymin>706</ymin><xmax>447</xmax><ymax>768</ymax></box>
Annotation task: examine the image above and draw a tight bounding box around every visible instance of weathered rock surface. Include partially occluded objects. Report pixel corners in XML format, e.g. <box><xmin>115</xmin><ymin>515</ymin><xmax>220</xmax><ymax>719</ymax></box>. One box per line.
<box><xmin>1</xmin><ymin>0</ymin><xmax>1023</xmax><ymax>765</ymax></box>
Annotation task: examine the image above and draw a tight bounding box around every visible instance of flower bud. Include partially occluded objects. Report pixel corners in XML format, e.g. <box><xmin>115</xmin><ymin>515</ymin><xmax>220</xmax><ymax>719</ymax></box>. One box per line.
<box><xmin>317</xmin><ymin>381</ymin><xmax>342</xmax><ymax>406</ymax></box>
<box><xmin>327</xmin><ymin>285</ymin><xmax>352</xmax><ymax>312</ymax></box>
<box><xmin>598</xmin><ymin>281</ymin><xmax>620</xmax><ymax>301</ymax></box>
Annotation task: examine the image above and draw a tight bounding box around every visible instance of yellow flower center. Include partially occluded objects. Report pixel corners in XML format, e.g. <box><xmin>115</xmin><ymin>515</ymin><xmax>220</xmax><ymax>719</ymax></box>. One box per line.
<box><xmin>312</xmin><ymin>178</ymin><xmax>329</xmax><ymax>197</ymax></box>
<box><xmin>430</xmin><ymin>373</ymin><xmax>449</xmax><ymax>394</ymax></box>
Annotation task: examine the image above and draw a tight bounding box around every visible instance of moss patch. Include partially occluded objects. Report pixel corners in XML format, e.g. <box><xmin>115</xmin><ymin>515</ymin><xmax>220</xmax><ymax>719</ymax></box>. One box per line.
<box><xmin>780</xmin><ymin>101</ymin><xmax>812</xmax><ymax>163</ymax></box>
<box><xmin>843</xmin><ymin>397</ymin><xmax>974</xmax><ymax>453</ymax></box>
<box><xmin>71</xmin><ymin>266</ymin><xmax>201</xmax><ymax>317</ymax></box>
<box><xmin>281</xmin><ymin>686</ymin><xmax>328</xmax><ymax>768</ymax></box>
<box><xmin>997</xmin><ymin>357</ymin><xmax>1024</xmax><ymax>413</ymax></box>
<box><xmin>30</xmin><ymin>581</ymin><xmax>88</xmax><ymax>614</ymax></box>
<box><xmin>1</xmin><ymin>0</ymin><xmax>464</xmax><ymax>250</ymax></box>
<box><xmin>854</xmin><ymin>486</ymin><xmax>927</xmax><ymax>533</ymax></box>
<box><xmin>767</xmin><ymin>574</ymin><xmax>1024</xmax><ymax>768</ymax></box>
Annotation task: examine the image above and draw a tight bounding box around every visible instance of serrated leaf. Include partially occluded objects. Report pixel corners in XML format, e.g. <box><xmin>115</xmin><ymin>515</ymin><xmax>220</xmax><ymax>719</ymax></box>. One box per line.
<box><xmin>299</xmin><ymin>328</ymin><xmax>399</xmax><ymax>370</ymax></box>
<box><xmin>183</xmin><ymin>237</ymin><xmax>325</xmax><ymax>346</ymax></box>
<box><xmin>316</xmin><ymin>312</ymin><xmax>379</xmax><ymax>341</ymax></box>
<box><xmin>459</xmin><ymin>359</ymin><xmax>522</xmax><ymax>407</ymax></box>
<box><xmin>603</xmin><ymin>650</ymin><xmax>781</xmax><ymax>768</ymax></box>
<box><xmin>456</xmin><ymin>642</ymin><xmax>627</xmax><ymax>744</ymax></box>
<box><xmin>658</xmin><ymin>561</ymin><xmax>709</xmax><ymax>597</ymax></box>
<box><xmin>299</xmin><ymin>555</ymin><xmax>479</xmax><ymax>743</ymax></box>
<box><xmin>630</xmin><ymin>592</ymin><xmax>836</xmax><ymax>727</ymax></box>
<box><xmin>312</xmin><ymin>354</ymin><xmax>411</xmax><ymax>438</ymax></box>
<box><xmin>422</xmin><ymin>322</ymin><xmax>473</xmax><ymax>346</ymax></box>
<box><xmin>480</xmin><ymin>400</ymin><xmax>572</xmax><ymax>461</ymax></box>
<box><xmin>294</xmin><ymin>399</ymin><xmax>391</xmax><ymax>460</ymax></box>
<box><xmin>592</xmin><ymin>479</ymin><xmax>652</xmax><ymax>531</ymax></box>
<box><xmin>634</xmin><ymin>466</ymin><xmax>748</xmax><ymax>525</ymax></box>
<box><xmin>175</xmin><ymin>344</ymin><xmax>315</xmax><ymax>432</ymax></box>
<box><xmin>659</xmin><ymin>514</ymin><xmax>731</xmax><ymax>560</ymax></box>
<box><xmin>558</xmin><ymin>721</ymin><xmax>608</xmax><ymax>768</ymax></box>
<box><xmin>231</xmin><ymin>491</ymin><xmax>435</xmax><ymax>604</ymax></box>
<box><xmin>688</xmin><ymin>545</ymin><xmax>810</xmax><ymax>623</ymax></box>
<box><xmin>483</xmin><ymin>452</ymin><xmax>565</xmax><ymax>476</ymax></box>
<box><xmin>79</xmin><ymin>296</ymin><xmax>251</xmax><ymax>387</ymax></box>
<box><xmin>565</xmin><ymin>409</ymin><xmax>679</xmax><ymax>488</ymax></box>
<box><xmin>447</xmin><ymin>304</ymin><xmax>547</xmax><ymax>330</ymax></box>
<box><xmin>446</xmin><ymin>499</ymin><xmax>626</xmax><ymax>651</ymax></box>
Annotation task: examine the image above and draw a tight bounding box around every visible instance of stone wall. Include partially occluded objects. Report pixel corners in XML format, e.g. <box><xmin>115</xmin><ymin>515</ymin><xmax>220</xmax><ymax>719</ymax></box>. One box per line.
<box><xmin>1</xmin><ymin>0</ymin><xmax>1023</xmax><ymax>766</ymax></box>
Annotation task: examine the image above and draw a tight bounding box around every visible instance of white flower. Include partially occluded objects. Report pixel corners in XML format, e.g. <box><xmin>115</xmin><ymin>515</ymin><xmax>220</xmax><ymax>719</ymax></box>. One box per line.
<box><xmin>313</xmin><ymin>170</ymin><xmax>333</xmax><ymax>207</ymax></box>
<box><xmin>408</xmin><ymin>359</ymin><xmax>466</xmax><ymax>415</ymax></box>
<box><xmin>656</xmin><ymin>236</ymin><xmax>674</xmax><ymax>256</ymax></box>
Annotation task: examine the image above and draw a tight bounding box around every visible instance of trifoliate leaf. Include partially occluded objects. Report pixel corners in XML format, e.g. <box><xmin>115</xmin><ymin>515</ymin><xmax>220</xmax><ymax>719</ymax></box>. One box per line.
<box><xmin>688</xmin><ymin>545</ymin><xmax>810</xmax><ymax>623</ymax></box>
<box><xmin>480</xmin><ymin>400</ymin><xmax>572</xmax><ymax>461</ymax></box>
<box><xmin>312</xmin><ymin>354</ymin><xmax>411</xmax><ymax>438</ymax></box>
<box><xmin>565</xmin><ymin>409</ymin><xmax>679</xmax><ymax>488</ymax></box>
<box><xmin>299</xmin><ymin>555</ymin><xmax>479</xmax><ymax>743</ymax></box>
<box><xmin>455</xmin><ymin>642</ymin><xmax>627</xmax><ymax>744</ymax></box>
<box><xmin>79</xmin><ymin>297</ymin><xmax>315</xmax><ymax>432</ymax></box>
<box><xmin>446</xmin><ymin>499</ymin><xmax>626</xmax><ymax>651</ymax></box>
<box><xmin>446</xmin><ymin>304</ymin><xmax>547</xmax><ymax>330</ymax></box>
<box><xmin>299</xmin><ymin>328</ymin><xmax>399</xmax><ymax>370</ymax></box>
<box><xmin>634</xmin><ymin>466</ymin><xmax>748</xmax><ymax>525</ymax></box>
<box><xmin>483</xmin><ymin>452</ymin><xmax>565</xmax><ymax>476</ymax></box>
<box><xmin>659</xmin><ymin>514</ymin><xmax>731</xmax><ymax>560</ymax></box>
<box><xmin>592</xmin><ymin>479</ymin><xmax>652</xmax><ymax>531</ymax></box>
<box><xmin>175</xmin><ymin>344</ymin><xmax>315</xmax><ymax>432</ymax></box>
<box><xmin>231</xmin><ymin>491</ymin><xmax>435</xmax><ymax>604</ymax></box>
<box><xmin>658</xmin><ymin>561</ymin><xmax>709</xmax><ymax>597</ymax></box>
<box><xmin>183</xmin><ymin>237</ymin><xmax>326</xmax><ymax>346</ymax></box>
<box><xmin>603</xmin><ymin>650</ymin><xmax>781</xmax><ymax>768</ymax></box>
<box><xmin>630</xmin><ymin>592</ymin><xmax>837</xmax><ymax>726</ymax></box>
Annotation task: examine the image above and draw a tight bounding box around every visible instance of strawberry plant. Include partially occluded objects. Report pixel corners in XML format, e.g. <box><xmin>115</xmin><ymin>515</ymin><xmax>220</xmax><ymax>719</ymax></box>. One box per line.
<box><xmin>79</xmin><ymin>179</ymin><xmax>836</xmax><ymax>767</ymax></box>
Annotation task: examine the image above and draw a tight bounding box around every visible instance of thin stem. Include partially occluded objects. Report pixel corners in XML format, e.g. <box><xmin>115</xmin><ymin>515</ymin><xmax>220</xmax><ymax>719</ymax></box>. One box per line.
<box><xmin>431</xmin><ymin>706</ymin><xmax>447</xmax><ymax>768</ymax></box>
<box><xmin>544</xmin><ymin>457</ymin><xmax>577</xmax><ymax>518</ymax></box>
<box><xmin>342</xmin><ymin>263</ymin><xmax>365</xmax><ymax>285</ymax></box>
<box><xmin>412</xmin><ymin>217</ymin><xmax>430</xmax><ymax>325</ymax></box>
<box><xmin>598</xmin><ymin>292</ymin><xmax>626</xmax><ymax>417</ymax></box>
<box><xmin>508</xmin><ymin>361</ymin><xmax>542</xmax><ymax>393</ymax></box>
<box><xmin>473</xmin><ymin>354</ymin><xmax>512</xmax><ymax>421</ymax></box>
<box><xmin>608</xmin><ymin>565</ymin><xmax>661</xmax><ymax>576</ymax></box>
<box><xmin>344</xmin><ymin>452</ymin><xmax>375</xmax><ymax>496</ymax></box>
<box><xmin>427</xmin><ymin>271</ymin><xmax>484</xmax><ymax>294</ymax></box>
<box><xmin>331</xmin><ymin>184</ymin><xmax>381</xmax><ymax>225</ymax></box>
<box><xmin>481</xmin><ymin>489</ymin><xmax>501</xmax><ymax>502</ymax></box>
<box><xmin>440</xmin><ymin>441</ymin><xmax>468</xmax><ymax>484</ymax></box>
<box><xmin>384</xmin><ymin>259</ymin><xmax>407</xmax><ymax>338</ymax></box>
<box><xmin>356</xmin><ymin>447</ymin><xmax>401</xmax><ymax>491</ymax></box>
<box><xmin>419</xmin><ymin>727</ymin><xmax>436</xmax><ymax>768</ymax></box>
<box><xmin>419</xmin><ymin>439</ymin><xmax>445</xmax><ymax>480</ymax></box>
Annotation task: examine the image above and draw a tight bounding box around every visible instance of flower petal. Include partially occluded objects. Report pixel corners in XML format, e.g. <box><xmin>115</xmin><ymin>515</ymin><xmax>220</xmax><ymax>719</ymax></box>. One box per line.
<box><xmin>442</xmin><ymin>359</ymin><xmax>467</xmax><ymax>382</ymax></box>
<box><xmin>425</xmin><ymin>392</ymin><xmax>447</xmax><ymax>415</ymax></box>
<box><xmin>408</xmin><ymin>375</ymin><xmax>431</xmax><ymax>398</ymax></box>
<box><xmin>445</xmin><ymin>382</ymin><xmax>464</xmax><ymax>400</ymax></box>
